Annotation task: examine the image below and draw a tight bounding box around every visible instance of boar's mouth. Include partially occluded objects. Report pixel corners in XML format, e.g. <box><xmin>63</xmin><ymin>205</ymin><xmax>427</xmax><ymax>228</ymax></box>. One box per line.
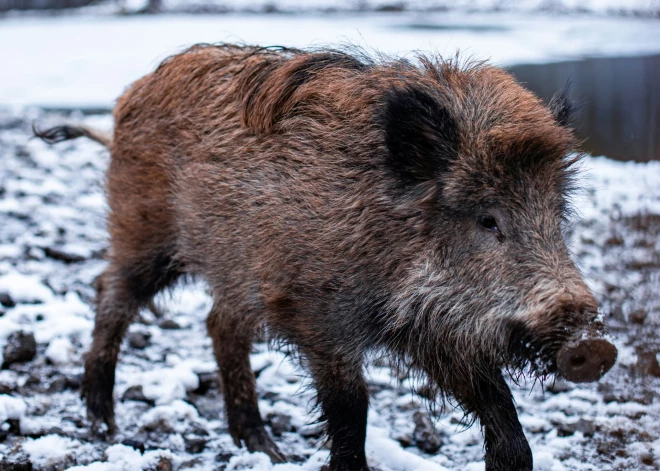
<box><xmin>505</xmin><ymin>321</ymin><xmax>617</xmax><ymax>383</ymax></box>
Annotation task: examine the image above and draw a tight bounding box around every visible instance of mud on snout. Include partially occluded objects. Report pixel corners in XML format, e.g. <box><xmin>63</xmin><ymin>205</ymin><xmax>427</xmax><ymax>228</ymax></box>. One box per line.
<box><xmin>507</xmin><ymin>308</ymin><xmax>617</xmax><ymax>383</ymax></box>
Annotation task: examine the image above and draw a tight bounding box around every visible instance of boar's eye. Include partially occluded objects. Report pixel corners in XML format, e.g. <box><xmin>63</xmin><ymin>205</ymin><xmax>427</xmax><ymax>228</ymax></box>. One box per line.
<box><xmin>478</xmin><ymin>214</ymin><xmax>503</xmax><ymax>239</ymax></box>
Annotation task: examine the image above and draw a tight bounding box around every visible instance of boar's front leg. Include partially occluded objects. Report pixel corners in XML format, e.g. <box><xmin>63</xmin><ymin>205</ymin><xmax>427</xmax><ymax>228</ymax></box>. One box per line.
<box><xmin>457</xmin><ymin>370</ymin><xmax>533</xmax><ymax>471</ymax></box>
<box><xmin>306</xmin><ymin>352</ymin><xmax>370</xmax><ymax>471</ymax></box>
<box><xmin>207</xmin><ymin>305</ymin><xmax>286</xmax><ymax>464</ymax></box>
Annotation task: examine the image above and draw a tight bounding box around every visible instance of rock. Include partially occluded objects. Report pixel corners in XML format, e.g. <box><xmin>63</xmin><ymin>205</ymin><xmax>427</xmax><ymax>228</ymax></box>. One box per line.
<box><xmin>121</xmin><ymin>385</ymin><xmax>154</xmax><ymax>405</ymax></box>
<box><xmin>47</xmin><ymin>375</ymin><xmax>69</xmax><ymax>393</ymax></box>
<box><xmin>0</xmin><ymin>293</ymin><xmax>15</xmax><ymax>308</ymax></box>
<box><xmin>121</xmin><ymin>438</ymin><xmax>145</xmax><ymax>453</ymax></box>
<box><xmin>184</xmin><ymin>436</ymin><xmax>208</xmax><ymax>453</ymax></box>
<box><xmin>146</xmin><ymin>457</ymin><xmax>173</xmax><ymax>471</ymax></box>
<box><xmin>0</xmin><ymin>454</ymin><xmax>32</xmax><ymax>470</ymax></box>
<box><xmin>557</xmin><ymin>418</ymin><xmax>595</xmax><ymax>437</ymax></box>
<box><xmin>629</xmin><ymin>309</ymin><xmax>647</xmax><ymax>324</ymax></box>
<box><xmin>635</xmin><ymin>351</ymin><xmax>660</xmax><ymax>378</ymax></box>
<box><xmin>640</xmin><ymin>451</ymin><xmax>655</xmax><ymax>466</ymax></box>
<box><xmin>179</xmin><ymin>458</ymin><xmax>203</xmax><ymax>469</ymax></box>
<box><xmin>189</xmin><ymin>395</ymin><xmax>222</xmax><ymax>421</ymax></box>
<box><xmin>66</xmin><ymin>374</ymin><xmax>82</xmax><ymax>391</ymax></box>
<box><xmin>267</xmin><ymin>412</ymin><xmax>293</xmax><ymax>437</ymax></box>
<box><xmin>42</xmin><ymin>246</ymin><xmax>86</xmax><ymax>263</ymax></box>
<box><xmin>216</xmin><ymin>452</ymin><xmax>234</xmax><ymax>463</ymax></box>
<box><xmin>3</xmin><ymin>331</ymin><xmax>37</xmax><ymax>367</ymax></box>
<box><xmin>396</xmin><ymin>433</ymin><xmax>413</xmax><ymax>447</ymax></box>
<box><xmin>193</xmin><ymin>372</ymin><xmax>218</xmax><ymax>395</ymax></box>
<box><xmin>159</xmin><ymin>319</ymin><xmax>181</xmax><ymax>330</ymax></box>
<box><xmin>128</xmin><ymin>331</ymin><xmax>151</xmax><ymax>350</ymax></box>
<box><xmin>413</xmin><ymin>411</ymin><xmax>442</xmax><ymax>454</ymax></box>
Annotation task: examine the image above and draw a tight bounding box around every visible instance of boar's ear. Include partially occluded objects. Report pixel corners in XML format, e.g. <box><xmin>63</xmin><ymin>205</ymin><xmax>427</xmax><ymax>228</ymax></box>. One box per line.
<box><xmin>383</xmin><ymin>86</ymin><xmax>460</xmax><ymax>186</ymax></box>
<box><xmin>548</xmin><ymin>84</ymin><xmax>576</xmax><ymax>128</ymax></box>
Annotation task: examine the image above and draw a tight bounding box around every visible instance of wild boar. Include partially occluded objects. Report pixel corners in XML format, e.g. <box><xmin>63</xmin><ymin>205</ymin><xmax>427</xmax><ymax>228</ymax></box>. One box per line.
<box><xmin>35</xmin><ymin>44</ymin><xmax>617</xmax><ymax>471</ymax></box>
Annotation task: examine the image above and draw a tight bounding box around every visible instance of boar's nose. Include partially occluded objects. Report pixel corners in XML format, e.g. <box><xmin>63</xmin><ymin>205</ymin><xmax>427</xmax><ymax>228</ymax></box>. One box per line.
<box><xmin>556</xmin><ymin>337</ymin><xmax>617</xmax><ymax>383</ymax></box>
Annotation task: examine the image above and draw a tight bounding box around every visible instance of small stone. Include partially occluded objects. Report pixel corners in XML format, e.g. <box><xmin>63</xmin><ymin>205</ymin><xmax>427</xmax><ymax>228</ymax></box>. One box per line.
<box><xmin>558</xmin><ymin>418</ymin><xmax>595</xmax><ymax>437</ymax></box>
<box><xmin>413</xmin><ymin>411</ymin><xmax>442</xmax><ymax>454</ymax></box>
<box><xmin>604</xmin><ymin>235</ymin><xmax>624</xmax><ymax>246</ymax></box>
<box><xmin>267</xmin><ymin>412</ymin><xmax>293</xmax><ymax>437</ymax></box>
<box><xmin>0</xmin><ymin>293</ymin><xmax>15</xmax><ymax>308</ymax></box>
<box><xmin>640</xmin><ymin>451</ymin><xmax>655</xmax><ymax>466</ymax></box>
<box><xmin>396</xmin><ymin>433</ymin><xmax>413</xmax><ymax>447</ymax></box>
<box><xmin>149</xmin><ymin>457</ymin><xmax>173</xmax><ymax>471</ymax></box>
<box><xmin>128</xmin><ymin>331</ymin><xmax>151</xmax><ymax>350</ymax></box>
<box><xmin>66</xmin><ymin>374</ymin><xmax>82</xmax><ymax>391</ymax></box>
<box><xmin>189</xmin><ymin>395</ymin><xmax>221</xmax><ymax>421</ymax></box>
<box><xmin>216</xmin><ymin>452</ymin><xmax>234</xmax><ymax>463</ymax></box>
<box><xmin>0</xmin><ymin>454</ymin><xmax>32</xmax><ymax>470</ymax></box>
<box><xmin>629</xmin><ymin>309</ymin><xmax>647</xmax><ymax>325</ymax></box>
<box><xmin>121</xmin><ymin>438</ymin><xmax>145</xmax><ymax>453</ymax></box>
<box><xmin>635</xmin><ymin>352</ymin><xmax>660</xmax><ymax>378</ymax></box>
<box><xmin>179</xmin><ymin>458</ymin><xmax>204</xmax><ymax>469</ymax></box>
<box><xmin>194</xmin><ymin>372</ymin><xmax>218</xmax><ymax>395</ymax></box>
<box><xmin>159</xmin><ymin>319</ymin><xmax>181</xmax><ymax>330</ymax></box>
<box><xmin>43</xmin><ymin>246</ymin><xmax>86</xmax><ymax>263</ymax></box>
<box><xmin>184</xmin><ymin>436</ymin><xmax>208</xmax><ymax>454</ymax></box>
<box><xmin>3</xmin><ymin>331</ymin><xmax>37</xmax><ymax>367</ymax></box>
<box><xmin>47</xmin><ymin>375</ymin><xmax>69</xmax><ymax>393</ymax></box>
<box><xmin>121</xmin><ymin>385</ymin><xmax>154</xmax><ymax>405</ymax></box>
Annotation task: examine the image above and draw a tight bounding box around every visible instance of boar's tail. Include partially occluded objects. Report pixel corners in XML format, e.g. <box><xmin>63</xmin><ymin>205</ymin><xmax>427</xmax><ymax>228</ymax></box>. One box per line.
<box><xmin>32</xmin><ymin>122</ymin><xmax>112</xmax><ymax>148</ymax></box>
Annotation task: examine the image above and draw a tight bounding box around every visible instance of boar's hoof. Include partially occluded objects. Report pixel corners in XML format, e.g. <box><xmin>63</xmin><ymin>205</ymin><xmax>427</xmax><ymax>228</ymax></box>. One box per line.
<box><xmin>241</xmin><ymin>426</ymin><xmax>287</xmax><ymax>463</ymax></box>
<box><xmin>485</xmin><ymin>434</ymin><xmax>533</xmax><ymax>471</ymax></box>
<box><xmin>81</xmin><ymin>360</ymin><xmax>117</xmax><ymax>435</ymax></box>
<box><xmin>557</xmin><ymin>338</ymin><xmax>617</xmax><ymax>383</ymax></box>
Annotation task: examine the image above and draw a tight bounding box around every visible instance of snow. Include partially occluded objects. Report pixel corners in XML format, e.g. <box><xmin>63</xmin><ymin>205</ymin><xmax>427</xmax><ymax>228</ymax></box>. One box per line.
<box><xmin>22</xmin><ymin>435</ymin><xmax>94</xmax><ymax>468</ymax></box>
<box><xmin>1</xmin><ymin>13</ymin><xmax>660</xmax><ymax>108</ymax></box>
<box><xmin>0</xmin><ymin>106</ymin><xmax>657</xmax><ymax>470</ymax></box>
<box><xmin>0</xmin><ymin>273</ymin><xmax>54</xmax><ymax>304</ymax></box>
<box><xmin>0</xmin><ymin>395</ymin><xmax>26</xmax><ymax>424</ymax></box>
<box><xmin>67</xmin><ymin>444</ymin><xmax>174</xmax><ymax>471</ymax></box>
<box><xmin>45</xmin><ymin>337</ymin><xmax>75</xmax><ymax>365</ymax></box>
<box><xmin>366</xmin><ymin>424</ymin><xmax>450</xmax><ymax>471</ymax></box>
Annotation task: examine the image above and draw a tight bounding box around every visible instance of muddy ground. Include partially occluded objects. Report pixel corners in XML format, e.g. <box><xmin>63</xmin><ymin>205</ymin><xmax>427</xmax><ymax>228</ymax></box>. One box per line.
<box><xmin>0</xmin><ymin>109</ymin><xmax>658</xmax><ymax>470</ymax></box>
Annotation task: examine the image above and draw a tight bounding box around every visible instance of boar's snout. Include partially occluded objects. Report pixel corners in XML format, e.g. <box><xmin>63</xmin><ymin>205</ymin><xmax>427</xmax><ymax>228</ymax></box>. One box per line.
<box><xmin>556</xmin><ymin>335</ymin><xmax>617</xmax><ymax>383</ymax></box>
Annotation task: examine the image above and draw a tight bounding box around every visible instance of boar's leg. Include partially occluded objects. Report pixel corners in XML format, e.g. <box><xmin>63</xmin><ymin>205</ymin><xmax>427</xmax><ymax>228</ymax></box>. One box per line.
<box><xmin>307</xmin><ymin>353</ymin><xmax>370</xmax><ymax>471</ymax></box>
<box><xmin>207</xmin><ymin>306</ymin><xmax>286</xmax><ymax>463</ymax></box>
<box><xmin>457</xmin><ymin>370</ymin><xmax>532</xmax><ymax>471</ymax></box>
<box><xmin>82</xmin><ymin>268</ymin><xmax>135</xmax><ymax>434</ymax></box>
<box><xmin>83</xmin><ymin>238</ymin><xmax>181</xmax><ymax>434</ymax></box>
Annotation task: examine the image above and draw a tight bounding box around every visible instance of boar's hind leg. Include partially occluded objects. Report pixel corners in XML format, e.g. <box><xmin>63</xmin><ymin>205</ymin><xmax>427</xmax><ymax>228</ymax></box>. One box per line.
<box><xmin>459</xmin><ymin>371</ymin><xmax>532</xmax><ymax>471</ymax></box>
<box><xmin>207</xmin><ymin>306</ymin><xmax>286</xmax><ymax>463</ymax></box>
<box><xmin>306</xmin><ymin>353</ymin><xmax>370</xmax><ymax>471</ymax></box>
<box><xmin>83</xmin><ymin>252</ymin><xmax>181</xmax><ymax>434</ymax></box>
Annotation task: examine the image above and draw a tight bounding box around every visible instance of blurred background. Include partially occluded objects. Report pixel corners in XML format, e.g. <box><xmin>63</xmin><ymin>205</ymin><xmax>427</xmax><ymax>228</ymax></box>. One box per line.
<box><xmin>1</xmin><ymin>0</ymin><xmax>659</xmax><ymax>161</ymax></box>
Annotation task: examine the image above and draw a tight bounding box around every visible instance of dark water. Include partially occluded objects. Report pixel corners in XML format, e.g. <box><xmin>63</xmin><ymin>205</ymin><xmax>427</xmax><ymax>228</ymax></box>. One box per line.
<box><xmin>508</xmin><ymin>54</ymin><xmax>660</xmax><ymax>162</ymax></box>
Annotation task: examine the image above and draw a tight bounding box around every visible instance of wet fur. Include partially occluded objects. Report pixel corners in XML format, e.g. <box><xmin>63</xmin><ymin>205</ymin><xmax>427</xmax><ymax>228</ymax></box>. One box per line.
<box><xmin>38</xmin><ymin>44</ymin><xmax>600</xmax><ymax>471</ymax></box>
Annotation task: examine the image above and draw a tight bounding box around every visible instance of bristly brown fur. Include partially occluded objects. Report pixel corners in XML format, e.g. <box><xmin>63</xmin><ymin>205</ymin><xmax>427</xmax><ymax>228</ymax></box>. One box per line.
<box><xmin>36</xmin><ymin>44</ymin><xmax>608</xmax><ymax>471</ymax></box>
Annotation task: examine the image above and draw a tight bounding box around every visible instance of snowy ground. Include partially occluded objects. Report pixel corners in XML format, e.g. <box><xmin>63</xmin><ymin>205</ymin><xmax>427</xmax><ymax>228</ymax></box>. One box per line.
<box><xmin>1</xmin><ymin>12</ymin><xmax>660</xmax><ymax>109</ymax></box>
<box><xmin>0</xmin><ymin>106</ymin><xmax>658</xmax><ymax>471</ymax></box>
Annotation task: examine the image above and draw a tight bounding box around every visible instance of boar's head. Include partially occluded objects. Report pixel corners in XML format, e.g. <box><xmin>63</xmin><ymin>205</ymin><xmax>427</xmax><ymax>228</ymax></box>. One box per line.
<box><xmin>380</xmin><ymin>59</ymin><xmax>617</xmax><ymax>387</ymax></box>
